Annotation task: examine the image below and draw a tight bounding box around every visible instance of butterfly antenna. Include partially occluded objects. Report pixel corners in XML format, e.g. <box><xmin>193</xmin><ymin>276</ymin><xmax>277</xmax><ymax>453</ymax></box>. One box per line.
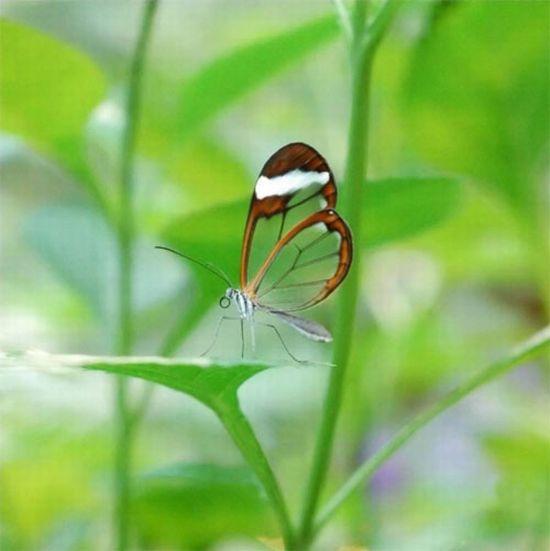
<box><xmin>155</xmin><ymin>245</ymin><xmax>233</xmax><ymax>287</ymax></box>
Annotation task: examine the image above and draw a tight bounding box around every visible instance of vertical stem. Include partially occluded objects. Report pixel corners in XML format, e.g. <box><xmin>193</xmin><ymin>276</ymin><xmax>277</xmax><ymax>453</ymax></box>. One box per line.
<box><xmin>114</xmin><ymin>377</ymin><xmax>132</xmax><ymax>551</ymax></box>
<box><xmin>298</xmin><ymin>43</ymin><xmax>372</xmax><ymax>551</ymax></box>
<box><xmin>114</xmin><ymin>1</ymin><xmax>159</xmax><ymax>550</ymax></box>
<box><xmin>297</xmin><ymin>1</ymin><xmax>399</xmax><ymax>547</ymax></box>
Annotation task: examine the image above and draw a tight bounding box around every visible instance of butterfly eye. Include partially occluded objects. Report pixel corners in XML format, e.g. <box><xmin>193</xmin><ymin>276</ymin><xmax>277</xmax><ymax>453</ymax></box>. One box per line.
<box><xmin>219</xmin><ymin>296</ymin><xmax>231</xmax><ymax>309</ymax></box>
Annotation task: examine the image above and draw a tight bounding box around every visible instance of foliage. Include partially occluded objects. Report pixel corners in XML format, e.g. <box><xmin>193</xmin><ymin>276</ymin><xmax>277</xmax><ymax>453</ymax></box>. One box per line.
<box><xmin>405</xmin><ymin>1</ymin><xmax>549</xmax><ymax>218</ymax></box>
<box><xmin>0</xmin><ymin>1</ymin><xmax>548</xmax><ymax>550</ymax></box>
<box><xmin>0</xmin><ymin>18</ymin><xmax>105</xmax><ymax>196</ymax></box>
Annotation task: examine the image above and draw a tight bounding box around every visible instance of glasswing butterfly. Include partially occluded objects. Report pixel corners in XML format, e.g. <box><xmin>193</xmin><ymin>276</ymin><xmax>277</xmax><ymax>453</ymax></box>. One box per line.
<box><xmin>157</xmin><ymin>143</ymin><xmax>353</xmax><ymax>363</ymax></box>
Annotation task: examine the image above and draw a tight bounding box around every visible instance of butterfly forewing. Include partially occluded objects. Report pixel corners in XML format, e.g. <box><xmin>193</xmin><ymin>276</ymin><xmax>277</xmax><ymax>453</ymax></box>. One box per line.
<box><xmin>240</xmin><ymin>143</ymin><xmax>337</xmax><ymax>288</ymax></box>
<box><xmin>241</xmin><ymin>143</ymin><xmax>352</xmax><ymax>314</ymax></box>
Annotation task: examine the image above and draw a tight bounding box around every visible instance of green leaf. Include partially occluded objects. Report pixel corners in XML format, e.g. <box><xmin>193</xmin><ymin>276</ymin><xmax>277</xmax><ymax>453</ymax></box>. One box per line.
<box><xmin>135</xmin><ymin>463</ymin><xmax>275</xmax><ymax>548</ymax></box>
<box><xmin>161</xmin><ymin>177</ymin><xmax>461</xmax><ymax>281</ymax></box>
<box><xmin>163</xmin><ymin>199</ymin><xmax>246</xmax><ymax>283</ymax></box>
<box><xmin>0</xmin><ymin>18</ymin><xmax>105</xmax><ymax>188</ymax></box>
<box><xmin>0</xmin><ymin>351</ymin><xmax>269</xmax><ymax>438</ymax></box>
<box><xmin>404</xmin><ymin>1</ymin><xmax>549</xmax><ymax>217</ymax></box>
<box><xmin>158</xmin><ymin>274</ymin><xmax>223</xmax><ymax>356</ymax></box>
<box><xmin>83</xmin><ymin>357</ymin><xmax>267</xmax><ymax>413</ymax></box>
<box><xmin>363</xmin><ymin>177</ymin><xmax>461</xmax><ymax>247</ymax></box>
<box><xmin>173</xmin><ymin>14</ymin><xmax>338</xmax><ymax>139</ymax></box>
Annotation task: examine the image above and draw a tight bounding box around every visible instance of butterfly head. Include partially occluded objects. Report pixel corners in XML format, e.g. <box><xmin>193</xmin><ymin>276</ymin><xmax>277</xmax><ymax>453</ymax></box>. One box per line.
<box><xmin>219</xmin><ymin>288</ymin><xmax>236</xmax><ymax>309</ymax></box>
<box><xmin>219</xmin><ymin>288</ymin><xmax>255</xmax><ymax>320</ymax></box>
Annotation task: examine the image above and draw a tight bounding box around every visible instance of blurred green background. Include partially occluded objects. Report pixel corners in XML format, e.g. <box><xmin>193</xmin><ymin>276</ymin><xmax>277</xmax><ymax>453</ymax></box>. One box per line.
<box><xmin>0</xmin><ymin>1</ymin><xmax>548</xmax><ymax>550</ymax></box>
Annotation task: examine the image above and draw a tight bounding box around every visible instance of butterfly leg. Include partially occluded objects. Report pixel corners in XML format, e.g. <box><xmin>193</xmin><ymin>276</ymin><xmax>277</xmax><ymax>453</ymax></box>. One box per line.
<box><xmin>200</xmin><ymin>316</ymin><xmax>241</xmax><ymax>358</ymax></box>
<box><xmin>240</xmin><ymin>318</ymin><xmax>245</xmax><ymax>359</ymax></box>
<box><xmin>257</xmin><ymin>322</ymin><xmax>308</xmax><ymax>364</ymax></box>
<box><xmin>249</xmin><ymin>320</ymin><xmax>256</xmax><ymax>357</ymax></box>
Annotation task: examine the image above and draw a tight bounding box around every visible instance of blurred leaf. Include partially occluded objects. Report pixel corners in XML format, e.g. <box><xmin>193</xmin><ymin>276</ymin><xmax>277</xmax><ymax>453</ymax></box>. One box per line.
<box><xmin>363</xmin><ymin>177</ymin><xmax>460</xmax><ymax>247</ymax></box>
<box><xmin>87</xmin><ymin>96</ymin><xmax>252</xmax><ymax>208</ymax></box>
<box><xmin>163</xmin><ymin>199</ymin><xmax>245</xmax><ymax>283</ymax></box>
<box><xmin>25</xmin><ymin>204</ymin><xmax>182</xmax><ymax>325</ymax></box>
<box><xmin>24</xmin><ymin>204</ymin><xmax>116</xmax><ymax>318</ymax></box>
<box><xmin>172</xmin><ymin>14</ymin><xmax>338</xmax><ymax>139</ymax></box>
<box><xmin>405</xmin><ymin>1</ymin><xmax>549</xmax><ymax>217</ymax></box>
<box><xmin>0</xmin><ymin>427</ymin><xmax>108</xmax><ymax>550</ymax></box>
<box><xmin>0</xmin><ymin>18</ymin><xmax>105</xmax><ymax>190</ymax></box>
<box><xmin>162</xmin><ymin>177</ymin><xmax>461</xmax><ymax>283</ymax></box>
<box><xmin>482</xmin><ymin>433</ymin><xmax>550</xmax><ymax>541</ymax></box>
<box><xmin>24</xmin><ymin>201</ymin><xmax>217</xmax><ymax>352</ymax></box>
<box><xmin>135</xmin><ymin>463</ymin><xmax>274</xmax><ymax>548</ymax></box>
<box><xmin>409</xmin><ymin>185</ymin><xmax>531</xmax><ymax>286</ymax></box>
<box><xmin>167</xmin><ymin>137</ymin><xmax>252</xmax><ymax>207</ymax></box>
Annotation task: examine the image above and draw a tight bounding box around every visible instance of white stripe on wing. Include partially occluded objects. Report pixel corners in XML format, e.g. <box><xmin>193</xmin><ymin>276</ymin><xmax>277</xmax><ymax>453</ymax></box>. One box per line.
<box><xmin>255</xmin><ymin>169</ymin><xmax>329</xmax><ymax>200</ymax></box>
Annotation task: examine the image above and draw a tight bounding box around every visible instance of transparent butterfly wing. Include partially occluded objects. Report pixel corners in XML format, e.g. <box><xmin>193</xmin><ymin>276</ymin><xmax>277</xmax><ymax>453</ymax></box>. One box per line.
<box><xmin>241</xmin><ymin>143</ymin><xmax>352</xmax><ymax>313</ymax></box>
<box><xmin>240</xmin><ymin>143</ymin><xmax>337</xmax><ymax>288</ymax></box>
<box><xmin>245</xmin><ymin>209</ymin><xmax>352</xmax><ymax>311</ymax></box>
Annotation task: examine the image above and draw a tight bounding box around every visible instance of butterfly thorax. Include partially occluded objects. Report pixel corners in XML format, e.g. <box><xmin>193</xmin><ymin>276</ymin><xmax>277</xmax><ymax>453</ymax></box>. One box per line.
<box><xmin>224</xmin><ymin>288</ymin><xmax>255</xmax><ymax>320</ymax></box>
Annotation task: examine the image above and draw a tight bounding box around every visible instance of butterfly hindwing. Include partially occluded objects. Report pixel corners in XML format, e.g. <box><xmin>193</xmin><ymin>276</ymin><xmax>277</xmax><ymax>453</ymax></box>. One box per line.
<box><xmin>244</xmin><ymin>207</ymin><xmax>352</xmax><ymax>311</ymax></box>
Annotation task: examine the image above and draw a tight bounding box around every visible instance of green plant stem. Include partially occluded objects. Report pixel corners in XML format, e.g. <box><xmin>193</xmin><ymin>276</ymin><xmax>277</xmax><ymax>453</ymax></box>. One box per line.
<box><xmin>114</xmin><ymin>377</ymin><xmax>133</xmax><ymax>551</ymax></box>
<box><xmin>117</xmin><ymin>0</ymin><xmax>158</xmax><ymax>355</ymax></box>
<box><xmin>219</xmin><ymin>403</ymin><xmax>296</xmax><ymax>549</ymax></box>
<box><xmin>313</xmin><ymin>325</ymin><xmax>550</xmax><ymax>535</ymax></box>
<box><xmin>297</xmin><ymin>1</ymin><xmax>399</xmax><ymax>547</ymax></box>
<box><xmin>114</xmin><ymin>1</ymin><xmax>158</xmax><ymax>550</ymax></box>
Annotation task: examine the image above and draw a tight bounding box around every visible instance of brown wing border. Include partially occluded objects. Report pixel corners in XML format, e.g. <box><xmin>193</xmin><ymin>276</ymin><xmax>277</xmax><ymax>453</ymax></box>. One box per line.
<box><xmin>243</xmin><ymin>208</ymin><xmax>353</xmax><ymax>311</ymax></box>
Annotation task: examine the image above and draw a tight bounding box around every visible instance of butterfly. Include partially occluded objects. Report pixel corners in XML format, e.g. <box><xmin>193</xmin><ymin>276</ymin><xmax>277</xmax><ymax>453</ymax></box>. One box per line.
<box><xmin>157</xmin><ymin>143</ymin><xmax>353</xmax><ymax>362</ymax></box>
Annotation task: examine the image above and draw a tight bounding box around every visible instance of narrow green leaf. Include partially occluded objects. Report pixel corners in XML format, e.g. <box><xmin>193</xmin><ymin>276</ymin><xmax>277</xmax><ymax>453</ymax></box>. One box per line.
<box><xmin>158</xmin><ymin>275</ymin><xmax>222</xmax><ymax>357</ymax></box>
<box><xmin>0</xmin><ymin>19</ymin><xmax>105</xmax><ymax>187</ymax></box>
<box><xmin>161</xmin><ymin>176</ymin><xmax>461</xmax><ymax>281</ymax></box>
<box><xmin>135</xmin><ymin>463</ymin><xmax>275</xmax><ymax>548</ymax></box>
<box><xmin>174</xmin><ymin>14</ymin><xmax>338</xmax><ymax>139</ymax></box>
